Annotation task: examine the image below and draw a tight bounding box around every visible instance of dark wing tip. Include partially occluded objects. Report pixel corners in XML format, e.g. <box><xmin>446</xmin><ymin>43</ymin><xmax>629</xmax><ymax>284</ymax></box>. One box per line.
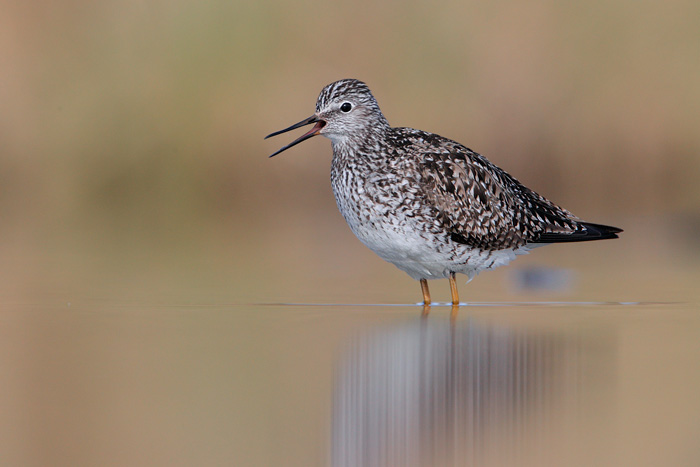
<box><xmin>534</xmin><ymin>222</ymin><xmax>623</xmax><ymax>243</ymax></box>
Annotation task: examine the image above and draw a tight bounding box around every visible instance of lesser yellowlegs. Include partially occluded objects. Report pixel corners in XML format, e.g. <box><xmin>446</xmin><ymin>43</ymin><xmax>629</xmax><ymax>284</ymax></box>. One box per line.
<box><xmin>265</xmin><ymin>79</ymin><xmax>622</xmax><ymax>306</ymax></box>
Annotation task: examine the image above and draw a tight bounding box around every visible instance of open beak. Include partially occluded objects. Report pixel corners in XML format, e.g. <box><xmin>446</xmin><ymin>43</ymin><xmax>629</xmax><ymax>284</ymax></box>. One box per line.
<box><xmin>265</xmin><ymin>115</ymin><xmax>326</xmax><ymax>157</ymax></box>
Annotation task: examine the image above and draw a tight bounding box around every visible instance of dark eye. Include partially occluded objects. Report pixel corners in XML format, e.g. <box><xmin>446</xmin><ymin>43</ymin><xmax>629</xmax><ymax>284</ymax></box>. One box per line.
<box><xmin>340</xmin><ymin>102</ymin><xmax>352</xmax><ymax>112</ymax></box>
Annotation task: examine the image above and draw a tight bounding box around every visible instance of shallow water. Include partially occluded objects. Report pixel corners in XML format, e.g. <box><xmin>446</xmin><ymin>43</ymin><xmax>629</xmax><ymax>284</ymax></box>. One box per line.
<box><xmin>2</xmin><ymin>300</ymin><xmax>698</xmax><ymax>466</ymax></box>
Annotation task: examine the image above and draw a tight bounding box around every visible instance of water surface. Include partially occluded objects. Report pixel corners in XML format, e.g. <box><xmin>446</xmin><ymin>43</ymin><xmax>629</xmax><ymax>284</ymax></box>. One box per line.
<box><xmin>1</xmin><ymin>300</ymin><xmax>697</xmax><ymax>466</ymax></box>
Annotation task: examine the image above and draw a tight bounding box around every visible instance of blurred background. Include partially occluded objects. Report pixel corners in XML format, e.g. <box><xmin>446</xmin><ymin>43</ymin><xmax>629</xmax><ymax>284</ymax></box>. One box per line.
<box><xmin>2</xmin><ymin>1</ymin><xmax>700</xmax><ymax>466</ymax></box>
<box><xmin>2</xmin><ymin>0</ymin><xmax>699</xmax><ymax>304</ymax></box>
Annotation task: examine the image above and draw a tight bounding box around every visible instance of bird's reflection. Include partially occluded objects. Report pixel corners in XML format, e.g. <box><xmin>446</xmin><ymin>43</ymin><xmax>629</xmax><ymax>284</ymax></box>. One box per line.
<box><xmin>332</xmin><ymin>314</ymin><xmax>614</xmax><ymax>467</ymax></box>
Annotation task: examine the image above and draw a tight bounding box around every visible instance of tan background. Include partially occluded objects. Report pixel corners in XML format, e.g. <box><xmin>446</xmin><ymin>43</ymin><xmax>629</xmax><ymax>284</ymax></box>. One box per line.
<box><xmin>2</xmin><ymin>0</ymin><xmax>699</xmax><ymax>304</ymax></box>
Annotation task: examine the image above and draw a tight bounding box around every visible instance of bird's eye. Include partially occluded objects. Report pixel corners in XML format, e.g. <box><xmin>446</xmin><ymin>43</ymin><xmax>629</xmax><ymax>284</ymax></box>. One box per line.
<box><xmin>340</xmin><ymin>102</ymin><xmax>352</xmax><ymax>112</ymax></box>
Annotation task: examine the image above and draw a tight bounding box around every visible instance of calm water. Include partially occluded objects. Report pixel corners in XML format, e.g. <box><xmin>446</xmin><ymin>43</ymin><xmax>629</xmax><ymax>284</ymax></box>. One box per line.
<box><xmin>1</xmin><ymin>300</ymin><xmax>698</xmax><ymax>466</ymax></box>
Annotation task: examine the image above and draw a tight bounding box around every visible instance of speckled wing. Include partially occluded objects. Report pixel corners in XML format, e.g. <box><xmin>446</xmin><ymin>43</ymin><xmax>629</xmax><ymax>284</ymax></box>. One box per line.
<box><xmin>415</xmin><ymin>137</ymin><xmax>587</xmax><ymax>251</ymax></box>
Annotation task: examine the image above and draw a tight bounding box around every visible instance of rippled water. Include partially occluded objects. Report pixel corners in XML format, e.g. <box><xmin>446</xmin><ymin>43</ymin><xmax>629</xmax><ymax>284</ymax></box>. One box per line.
<box><xmin>2</xmin><ymin>300</ymin><xmax>698</xmax><ymax>466</ymax></box>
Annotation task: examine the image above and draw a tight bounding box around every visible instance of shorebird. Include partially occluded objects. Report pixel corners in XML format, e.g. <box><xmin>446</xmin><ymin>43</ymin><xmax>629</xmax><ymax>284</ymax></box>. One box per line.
<box><xmin>265</xmin><ymin>79</ymin><xmax>621</xmax><ymax>306</ymax></box>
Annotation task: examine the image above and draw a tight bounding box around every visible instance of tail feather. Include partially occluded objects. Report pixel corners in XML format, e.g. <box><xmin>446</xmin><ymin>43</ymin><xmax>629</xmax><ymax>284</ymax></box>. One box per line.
<box><xmin>533</xmin><ymin>222</ymin><xmax>623</xmax><ymax>244</ymax></box>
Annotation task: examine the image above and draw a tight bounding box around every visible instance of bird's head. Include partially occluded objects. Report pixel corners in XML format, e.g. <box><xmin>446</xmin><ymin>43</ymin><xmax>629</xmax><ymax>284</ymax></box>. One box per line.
<box><xmin>265</xmin><ymin>79</ymin><xmax>389</xmax><ymax>157</ymax></box>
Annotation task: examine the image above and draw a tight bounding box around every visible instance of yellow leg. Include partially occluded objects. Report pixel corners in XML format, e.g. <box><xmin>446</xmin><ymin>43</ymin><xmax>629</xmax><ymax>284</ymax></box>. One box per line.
<box><xmin>448</xmin><ymin>272</ymin><xmax>460</xmax><ymax>306</ymax></box>
<box><xmin>420</xmin><ymin>279</ymin><xmax>431</xmax><ymax>305</ymax></box>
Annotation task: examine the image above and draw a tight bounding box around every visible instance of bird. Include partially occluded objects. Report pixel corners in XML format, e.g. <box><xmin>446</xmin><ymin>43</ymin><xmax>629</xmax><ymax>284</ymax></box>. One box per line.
<box><xmin>265</xmin><ymin>79</ymin><xmax>622</xmax><ymax>306</ymax></box>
